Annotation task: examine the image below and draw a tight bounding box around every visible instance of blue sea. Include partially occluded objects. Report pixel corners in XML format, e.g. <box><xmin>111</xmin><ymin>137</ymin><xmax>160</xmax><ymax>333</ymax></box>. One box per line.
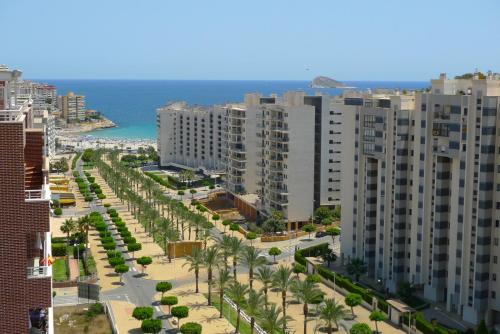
<box><xmin>39</xmin><ymin>80</ymin><xmax>428</xmax><ymax>139</ymax></box>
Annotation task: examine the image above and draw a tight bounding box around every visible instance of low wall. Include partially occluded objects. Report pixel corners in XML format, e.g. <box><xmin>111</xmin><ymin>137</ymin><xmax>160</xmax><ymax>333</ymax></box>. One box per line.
<box><xmin>167</xmin><ymin>241</ymin><xmax>202</xmax><ymax>258</ymax></box>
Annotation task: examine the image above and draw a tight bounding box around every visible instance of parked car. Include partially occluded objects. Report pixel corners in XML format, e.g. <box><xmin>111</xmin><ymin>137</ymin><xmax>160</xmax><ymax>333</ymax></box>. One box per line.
<box><xmin>315</xmin><ymin>231</ymin><xmax>327</xmax><ymax>238</ymax></box>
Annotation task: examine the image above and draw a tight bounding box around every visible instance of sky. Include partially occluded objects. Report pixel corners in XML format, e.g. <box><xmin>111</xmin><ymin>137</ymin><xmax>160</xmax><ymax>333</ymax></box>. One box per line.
<box><xmin>1</xmin><ymin>0</ymin><xmax>499</xmax><ymax>81</ymax></box>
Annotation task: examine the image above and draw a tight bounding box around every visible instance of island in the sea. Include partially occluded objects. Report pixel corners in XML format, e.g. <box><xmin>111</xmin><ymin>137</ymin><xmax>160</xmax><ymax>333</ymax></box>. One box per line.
<box><xmin>310</xmin><ymin>75</ymin><xmax>347</xmax><ymax>88</ymax></box>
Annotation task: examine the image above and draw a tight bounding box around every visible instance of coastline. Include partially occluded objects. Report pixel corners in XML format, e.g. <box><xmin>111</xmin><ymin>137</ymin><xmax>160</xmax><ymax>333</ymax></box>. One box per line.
<box><xmin>57</xmin><ymin>116</ymin><xmax>117</xmax><ymax>135</ymax></box>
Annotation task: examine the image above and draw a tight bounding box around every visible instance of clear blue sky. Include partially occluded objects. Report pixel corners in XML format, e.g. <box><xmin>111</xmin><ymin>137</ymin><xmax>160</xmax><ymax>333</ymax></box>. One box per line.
<box><xmin>1</xmin><ymin>0</ymin><xmax>499</xmax><ymax>80</ymax></box>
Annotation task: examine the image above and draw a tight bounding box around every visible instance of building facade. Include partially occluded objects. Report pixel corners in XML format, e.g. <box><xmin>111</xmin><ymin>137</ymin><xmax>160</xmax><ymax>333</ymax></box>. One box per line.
<box><xmin>157</xmin><ymin>101</ymin><xmax>225</xmax><ymax>171</ymax></box>
<box><xmin>58</xmin><ymin>91</ymin><xmax>86</xmax><ymax>121</ymax></box>
<box><xmin>0</xmin><ymin>66</ymin><xmax>53</xmax><ymax>333</ymax></box>
<box><xmin>340</xmin><ymin>73</ymin><xmax>500</xmax><ymax>327</ymax></box>
<box><xmin>222</xmin><ymin>92</ymin><xmax>342</xmax><ymax>222</ymax></box>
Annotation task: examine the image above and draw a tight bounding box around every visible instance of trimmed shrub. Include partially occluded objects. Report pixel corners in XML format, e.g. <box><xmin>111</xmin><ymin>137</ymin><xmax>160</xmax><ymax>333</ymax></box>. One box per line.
<box><xmin>109</xmin><ymin>257</ymin><xmax>125</xmax><ymax>267</ymax></box>
<box><xmin>94</xmin><ymin>222</ymin><xmax>107</xmax><ymax>231</ymax></box>
<box><xmin>104</xmin><ymin>203</ymin><xmax>111</xmax><ymax>208</ymax></box>
<box><xmin>120</xmin><ymin>230</ymin><xmax>132</xmax><ymax>239</ymax></box>
<box><xmin>141</xmin><ymin>319</ymin><xmax>162</xmax><ymax>333</ymax></box>
<box><xmin>123</xmin><ymin>236</ymin><xmax>137</xmax><ymax>245</ymax></box>
<box><xmin>99</xmin><ymin>231</ymin><xmax>111</xmax><ymax>238</ymax></box>
<box><xmin>180</xmin><ymin>322</ymin><xmax>202</xmax><ymax>334</ymax></box>
<box><xmin>52</xmin><ymin>237</ymin><xmax>66</xmax><ymax>244</ymax></box>
<box><xmin>107</xmin><ymin>250</ymin><xmax>122</xmax><ymax>258</ymax></box>
<box><xmin>132</xmin><ymin>306</ymin><xmax>154</xmax><ymax>320</ymax></box>
<box><xmin>54</xmin><ymin>207</ymin><xmax>63</xmax><ymax>216</ymax></box>
<box><xmin>156</xmin><ymin>281</ymin><xmax>173</xmax><ymax>297</ymax></box>
<box><xmin>103</xmin><ymin>242</ymin><xmax>116</xmax><ymax>250</ymax></box>
<box><xmin>171</xmin><ymin>306</ymin><xmax>189</xmax><ymax>327</ymax></box>
<box><xmin>52</xmin><ymin>243</ymin><xmax>67</xmax><ymax>256</ymax></box>
<box><xmin>100</xmin><ymin>236</ymin><xmax>114</xmax><ymax>244</ymax></box>
<box><xmin>160</xmin><ymin>296</ymin><xmax>178</xmax><ymax>313</ymax></box>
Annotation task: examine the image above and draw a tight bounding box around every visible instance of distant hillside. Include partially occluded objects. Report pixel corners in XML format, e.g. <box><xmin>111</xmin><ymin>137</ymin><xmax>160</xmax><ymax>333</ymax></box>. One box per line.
<box><xmin>310</xmin><ymin>76</ymin><xmax>346</xmax><ymax>88</ymax></box>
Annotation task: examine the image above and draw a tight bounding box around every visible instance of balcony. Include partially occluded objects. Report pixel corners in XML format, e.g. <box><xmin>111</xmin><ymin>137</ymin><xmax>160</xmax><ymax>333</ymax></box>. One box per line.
<box><xmin>0</xmin><ymin>103</ymin><xmax>25</xmax><ymax>122</ymax></box>
<box><xmin>27</xmin><ymin>266</ymin><xmax>52</xmax><ymax>279</ymax></box>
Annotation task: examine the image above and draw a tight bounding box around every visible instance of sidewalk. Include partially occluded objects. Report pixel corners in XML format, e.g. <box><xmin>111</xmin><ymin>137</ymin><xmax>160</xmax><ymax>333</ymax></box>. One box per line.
<box><xmin>68</xmin><ymin>258</ymin><xmax>80</xmax><ymax>281</ymax></box>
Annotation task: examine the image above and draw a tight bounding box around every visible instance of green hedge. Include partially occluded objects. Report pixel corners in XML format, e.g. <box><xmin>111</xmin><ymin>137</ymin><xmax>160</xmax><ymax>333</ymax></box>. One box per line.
<box><xmin>52</xmin><ymin>243</ymin><xmax>67</xmax><ymax>256</ymax></box>
<box><xmin>294</xmin><ymin>242</ymin><xmax>329</xmax><ymax>266</ymax></box>
<box><xmin>144</xmin><ymin>171</ymin><xmax>171</xmax><ymax>188</ymax></box>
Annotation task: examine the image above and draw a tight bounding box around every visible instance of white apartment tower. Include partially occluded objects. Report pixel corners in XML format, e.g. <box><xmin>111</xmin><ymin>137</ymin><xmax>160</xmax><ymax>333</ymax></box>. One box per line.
<box><xmin>157</xmin><ymin>102</ymin><xmax>225</xmax><ymax>171</ymax></box>
<box><xmin>223</xmin><ymin>92</ymin><xmax>342</xmax><ymax>222</ymax></box>
<box><xmin>341</xmin><ymin>73</ymin><xmax>500</xmax><ymax>327</ymax></box>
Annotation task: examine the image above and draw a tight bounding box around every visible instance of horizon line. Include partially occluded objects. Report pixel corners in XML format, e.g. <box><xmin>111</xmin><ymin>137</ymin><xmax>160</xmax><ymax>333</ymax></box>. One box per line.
<box><xmin>28</xmin><ymin>78</ymin><xmax>430</xmax><ymax>83</ymax></box>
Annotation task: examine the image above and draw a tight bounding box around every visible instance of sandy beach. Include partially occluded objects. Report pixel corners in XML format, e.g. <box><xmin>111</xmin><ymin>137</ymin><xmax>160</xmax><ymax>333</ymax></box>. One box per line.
<box><xmin>57</xmin><ymin>133</ymin><xmax>156</xmax><ymax>150</ymax></box>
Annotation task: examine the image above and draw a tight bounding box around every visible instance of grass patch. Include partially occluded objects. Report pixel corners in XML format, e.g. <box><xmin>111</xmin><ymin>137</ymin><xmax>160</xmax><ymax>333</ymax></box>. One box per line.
<box><xmin>207</xmin><ymin>294</ymin><xmax>252</xmax><ymax>334</ymax></box>
<box><xmin>54</xmin><ymin>304</ymin><xmax>112</xmax><ymax>334</ymax></box>
<box><xmin>78</xmin><ymin>259</ymin><xmax>86</xmax><ymax>277</ymax></box>
<box><xmin>85</xmin><ymin>254</ymin><xmax>97</xmax><ymax>276</ymax></box>
<box><xmin>83</xmin><ymin>164</ymin><xmax>94</xmax><ymax>170</ymax></box>
<box><xmin>53</xmin><ymin>258</ymin><xmax>68</xmax><ymax>282</ymax></box>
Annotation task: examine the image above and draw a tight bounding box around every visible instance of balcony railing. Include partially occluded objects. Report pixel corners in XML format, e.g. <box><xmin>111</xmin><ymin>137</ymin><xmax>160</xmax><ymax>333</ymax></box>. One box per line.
<box><xmin>27</xmin><ymin>266</ymin><xmax>52</xmax><ymax>279</ymax></box>
<box><xmin>25</xmin><ymin>182</ymin><xmax>51</xmax><ymax>201</ymax></box>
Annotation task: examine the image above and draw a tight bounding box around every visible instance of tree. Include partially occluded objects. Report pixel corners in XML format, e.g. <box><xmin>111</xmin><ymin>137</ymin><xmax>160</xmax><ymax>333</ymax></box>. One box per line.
<box><xmin>345</xmin><ymin>293</ymin><xmax>362</xmax><ymax>317</ymax></box>
<box><xmin>204</xmin><ymin>245</ymin><xmax>220</xmax><ymax>305</ymax></box>
<box><xmin>397</xmin><ymin>281</ymin><xmax>415</xmax><ymax>301</ymax></box>
<box><xmin>369</xmin><ymin>310</ymin><xmax>387</xmax><ymax>334</ymax></box>
<box><xmin>160</xmin><ymin>296</ymin><xmax>178</xmax><ymax>314</ymax></box>
<box><xmin>230</xmin><ymin>223</ymin><xmax>240</xmax><ymax>236</ymax></box>
<box><xmin>136</xmin><ymin>256</ymin><xmax>153</xmax><ymax>275</ymax></box>
<box><xmin>322</xmin><ymin>249</ymin><xmax>337</xmax><ymax>267</ymax></box>
<box><xmin>180</xmin><ymin>322</ymin><xmax>202</xmax><ymax>334</ymax></box>
<box><xmin>239</xmin><ymin>246</ymin><xmax>267</xmax><ymax>290</ymax></box>
<box><xmin>132</xmin><ymin>306</ymin><xmax>154</xmax><ymax>320</ymax></box>
<box><xmin>246</xmin><ymin>232</ymin><xmax>257</xmax><ymax>246</ymax></box>
<box><xmin>290</xmin><ymin>278</ymin><xmax>324</xmax><ymax>334</ymax></box>
<box><xmin>302</xmin><ymin>224</ymin><xmax>316</xmax><ymax>239</ymax></box>
<box><xmin>114</xmin><ymin>264</ymin><xmax>129</xmax><ymax>283</ymax></box>
<box><xmin>268</xmin><ymin>247</ymin><xmax>282</xmax><ymax>263</ymax></box>
<box><xmin>229</xmin><ymin>237</ymin><xmax>244</xmax><ymax>281</ymax></box>
<box><xmin>60</xmin><ymin>218</ymin><xmax>76</xmax><ymax>250</ymax></box>
<box><xmin>141</xmin><ymin>318</ymin><xmax>162</xmax><ymax>334</ymax></box>
<box><xmin>292</xmin><ymin>263</ymin><xmax>306</xmax><ymax>278</ymax></box>
<box><xmin>260</xmin><ymin>304</ymin><xmax>292</xmax><ymax>334</ymax></box>
<box><xmin>272</xmin><ymin>264</ymin><xmax>294</xmax><ymax>333</ymax></box>
<box><xmin>350</xmin><ymin>323</ymin><xmax>372</xmax><ymax>334</ymax></box>
<box><xmin>214</xmin><ymin>268</ymin><xmax>232</xmax><ymax>318</ymax></box>
<box><xmin>246</xmin><ymin>289</ymin><xmax>265</xmax><ymax>334</ymax></box>
<box><xmin>318</xmin><ymin>298</ymin><xmax>347</xmax><ymax>334</ymax></box>
<box><xmin>189</xmin><ymin>189</ymin><xmax>197</xmax><ymax>199</ymax></box>
<box><xmin>262</xmin><ymin>210</ymin><xmax>285</xmax><ymax>234</ymax></box>
<box><xmin>212</xmin><ymin>214</ymin><xmax>220</xmax><ymax>224</ymax></box>
<box><xmin>314</xmin><ymin>206</ymin><xmax>333</xmax><ymax>225</ymax></box>
<box><xmin>221</xmin><ymin>219</ymin><xmax>231</xmax><ymax>233</ymax></box>
<box><xmin>325</xmin><ymin>227</ymin><xmax>341</xmax><ymax>246</ymax></box>
<box><xmin>255</xmin><ymin>266</ymin><xmax>274</xmax><ymax>309</ymax></box>
<box><xmin>171</xmin><ymin>306</ymin><xmax>189</xmax><ymax>329</ymax></box>
<box><xmin>183</xmin><ymin>247</ymin><xmax>203</xmax><ymax>293</ymax></box>
<box><xmin>476</xmin><ymin>320</ymin><xmax>490</xmax><ymax>334</ymax></box>
<box><xmin>347</xmin><ymin>258</ymin><xmax>366</xmax><ymax>282</ymax></box>
<box><xmin>306</xmin><ymin>274</ymin><xmax>321</xmax><ymax>283</ymax></box>
<box><xmin>155</xmin><ymin>281</ymin><xmax>173</xmax><ymax>298</ymax></box>
<box><xmin>127</xmin><ymin>242</ymin><xmax>142</xmax><ymax>259</ymax></box>
<box><xmin>226</xmin><ymin>281</ymin><xmax>249</xmax><ymax>334</ymax></box>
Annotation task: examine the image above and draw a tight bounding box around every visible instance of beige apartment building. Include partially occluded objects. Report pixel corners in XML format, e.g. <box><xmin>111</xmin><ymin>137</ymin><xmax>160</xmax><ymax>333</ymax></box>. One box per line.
<box><xmin>58</xmin><ymin>92</ymin><xmax>86</xmax><ymax>121</ymax></box>
<box><xmin>157</xmin><ymin>101</ymin><xmax>225</xmax><ymax>171</ymax></box>
<box><xmin>340</xmin><ymin>73</ymin><xmax>500</xmax><ymax>328</ymax></box>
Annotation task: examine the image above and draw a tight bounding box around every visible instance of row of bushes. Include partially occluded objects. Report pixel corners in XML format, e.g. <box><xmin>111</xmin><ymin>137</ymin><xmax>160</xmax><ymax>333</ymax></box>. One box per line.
<box><xmin>144</xmin><ymin>171</ymin><xmax>171</xmax><ymax>188</ymax></box>
<box><xmin>71</xmin><ymin>152</ymin><xmax>82</xmax><ymax>170</ymax></box>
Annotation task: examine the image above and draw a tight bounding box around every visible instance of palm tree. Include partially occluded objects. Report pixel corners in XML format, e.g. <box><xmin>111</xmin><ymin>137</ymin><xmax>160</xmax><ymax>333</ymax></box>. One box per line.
<box><xmin>272</xmin><ymin>264</ymin><xmax>294</xmax><ymax>333</ymax></box>
<box><xmin>246</xmin><ymin>289</ymin><xmax>265</xmax><ymax>334</ymax></box>
<box><xmin>216</xmin><ymin>235</ymin><xmax>233</xmax><ymax>271</ymax></box>
<box><xmin>318</xmin><ymin>298</ymin><xmax>347</xmax><ymax>334</ymax></box>
<box><xmin>77</xmin><ymin>215</ymin><xmax>91</xmax><ymax>248</ymax></box>
<box><xmin>255</xmin><ymin>266</ymin><xmax>274</xmax><ymax>309</ymax></box>
<box><xmin>226</xmin><ymin>281</ymin><xmax>249</xmax><ymax>334</ymax></box>
<box><xmin>182</xmin><ymin>247</ymin><xmax>203</xmax><ymax>293</ymax></box>
<box><xmin>204</xmin><ymin>246</ymin><xmax>220</xmax><ymax>306</ymax></box>
<box><xmin>153</xmin><ymin>217</ymin><xmax>179</xmax><ymax>262</ymax></box>
<box><xmin>239</xmin><ymin>246</ymin><xmax>267</xmax><ymax>290</ymax></box>
<box><xmin>229</xmin><ymin>237</ymin><xmax>244</xmax><ymax>281</ymax></box>
<box><xmin>213</xmin><ymin>268</ymin><xmax>232</xmax><ymax>318</ymax></box>
<box><xmin>291</xmin><ymin>279</ymin><xmax>324</xmax><ymax>334</ymax></box>
<box><xmin>60</xmin><ymin>218</ymin><xmax>76</xmax><ymax>251</ymax></box>
<box><xmin>260</xmin><ymin>304</ymin><xmax>292</xmax><ymax>334</ymax></box>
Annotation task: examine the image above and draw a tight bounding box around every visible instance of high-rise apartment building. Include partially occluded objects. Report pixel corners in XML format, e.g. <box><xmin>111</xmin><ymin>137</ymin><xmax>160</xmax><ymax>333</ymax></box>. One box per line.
<box><xmin>340</xmin><ymin>73</ymin><xmax>500</xmax><ymax>327</ymax></box>
<box><xmin>157</xmin><ymin>101</ymin><xmax>225</xmax><ymax>171</ymax></box>
<box><xmin>0</xmin><ymin>66</ymin><xmax>53</xmax><ymax>333</ymax></box>
<box><xmin>58</xmin><ymin>91</ymin><xmax>86</xmax><ymax>121</ymax></box>
<box><xmin>157</xmin><ymin>92</ymin><xmax>342</xmax><ymax>223</ymax></box>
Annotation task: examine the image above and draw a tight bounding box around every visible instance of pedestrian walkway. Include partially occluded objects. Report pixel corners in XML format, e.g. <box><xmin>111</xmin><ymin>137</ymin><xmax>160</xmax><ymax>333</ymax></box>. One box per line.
<box><xmin>68</xmin><ymin>258</ymin><xmax>79</xmax><ymax>281</ymax></box>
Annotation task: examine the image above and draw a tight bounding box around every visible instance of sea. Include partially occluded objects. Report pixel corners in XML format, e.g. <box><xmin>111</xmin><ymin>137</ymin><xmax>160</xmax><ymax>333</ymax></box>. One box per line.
<box><xmin>40</xmin><ymin>80</ymin><xmax>428</xmax><ymax>140</ymax></box>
